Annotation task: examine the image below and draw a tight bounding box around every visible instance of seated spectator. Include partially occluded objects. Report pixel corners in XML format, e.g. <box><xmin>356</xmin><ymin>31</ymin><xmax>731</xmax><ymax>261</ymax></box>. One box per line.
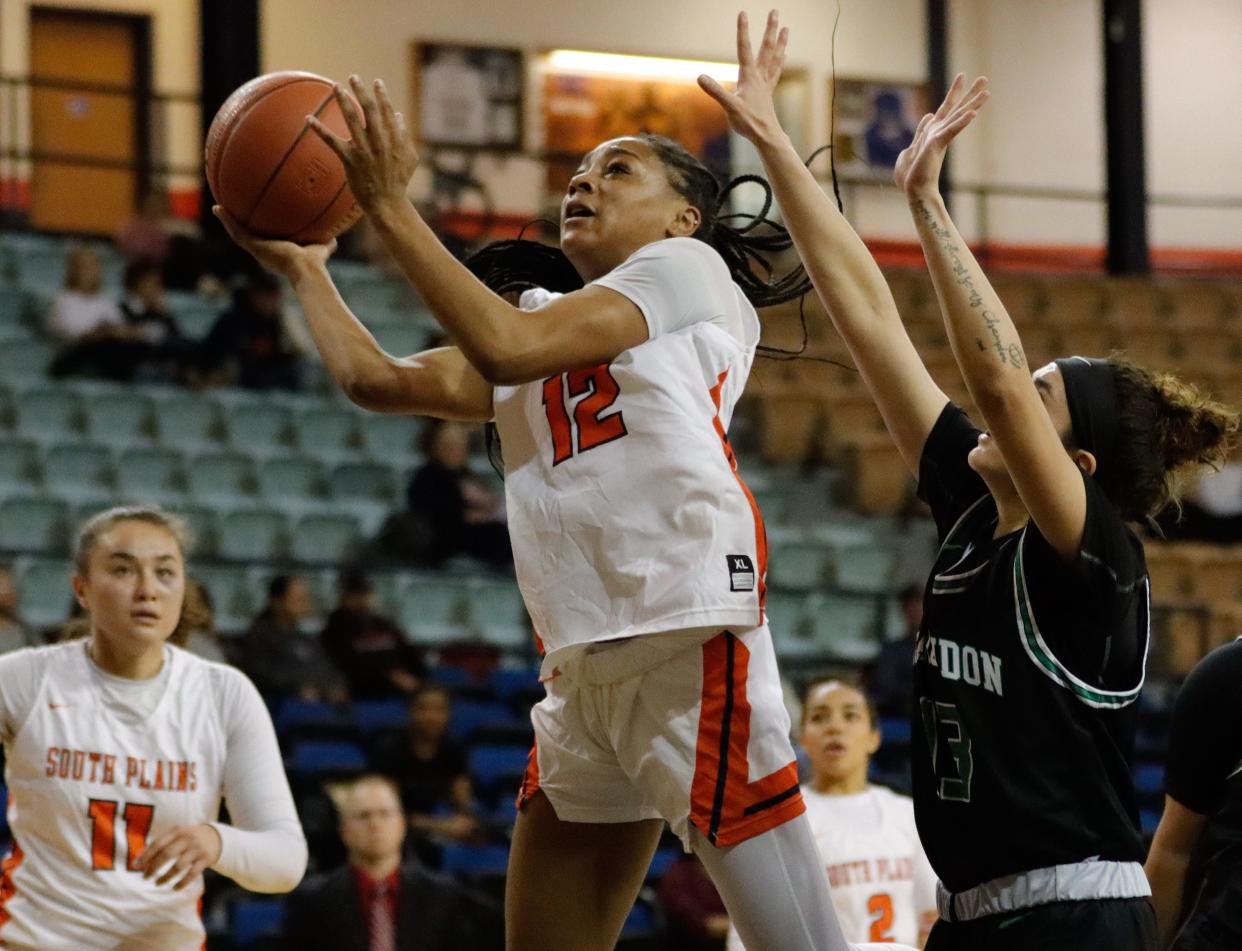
<box><xmin>727</xmin><ymin>679</ymin><xmax>935</xmax><ymax>949</ymax></box>
<box><xmin>46</xmin><ymin>246</ymin><xmax>127</xmax><ymax>376</ymax></box>
<box><xmin>115</xmin><ymin>189</ymin><xmax>172</xmax><ymax>267</ymax></box>
<box><xmin>176</xmin><ymin>578</ymin><xmax>228</xmax><ymax>663</ymax></box>
<box><xmin>0</xmin><ymin>565</ymin><xmax>35</xmax><ymax>653</ymax></box>
<box><xmin>239</xmin><ymin>575</ymin><xmax>342</xmax><ymax>700</ymax></box>
<box><xmin>282</xmin><ymin>774</ymin><xmax>501</xmax><ymax>951</ymax></box>
<box><xmin>197</xmin><ymin>270</ymin><xmax>303</xmax><ymax>391</ymax></box>
<box><xmin>870</xmin><ymin>582</ymin><xmax>924</xmax><ymax>718</ymax></box>
<box><xmin>658</xmin><ymin>852</ymin><xmax>729</xmax><ymax>951</ymax></box>
<box><xmin>118</xmin><ymin>258</ymin><xmax>192</xmax><ymax>382</ymax></box>
<box><xmin>321</xmin><ymin>569</ymin><xmax>424</xmax><ymax>699</ymax></box>
<box><xmin>403</xmin><ymin>420</ymin><xmax>511</xmax><ymax>570</ymax></box>
<box><xmin>372</xmin><ymin>686</ymin><xmax>482</xmax><ymax>850</ymax></box>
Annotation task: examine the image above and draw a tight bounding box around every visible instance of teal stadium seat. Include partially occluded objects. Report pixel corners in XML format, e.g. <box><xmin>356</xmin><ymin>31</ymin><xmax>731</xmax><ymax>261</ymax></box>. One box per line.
<box><xmin>290</xmin><ymin>513</ymin><xmax>360</xmax><ymax>565</ymax></box>
<box><xmin>154</xmin><ymin>396</ymin><xmax>224</xmax><ymax>450</ymax></box>
<box><xmin>831</xmin><ymin>542</ymin><xmax>896</xmax><ymax>595</ymax></box>
<box><xmin>768</xmin><ymin>539</ymin><xmax>834</xmax><ymax>592</ymax></box>
<box><xmin>399</xmin><ymin>577</ymin><xmax>471</xmax><ymax>643</ymax></box>
<box><xmin>808</xmin><ymin>592</ymin><xmax>881</xmax><ymax>662</ymax></box>
<box><xmin>115</xmin><ymin>447</ymin><xmax>187</xmax><ymax>503</ymax></box>
<box><xmin>176</xmin><ymin>505</ymin><xmax>219</xmax><ymax>559</ymax></box>
<box><xmin>358</xmin><ymin>413</ymin><xmax>421</xmax><ymax>462</ymax></box>
<box><xmin>329</xmin><ymin>461</ymin><xmax>399</xmax><ymax>505</ymax></box>
<box><xmin>14</xmin><ymin>559</ymin><xmax>73</xmax><ymax>629</ymax></box>
<box><xmin>766</xmin><ymin>591</ymin><xmax>821</xmax><ymax>660</ymax></box>
<box><xmin>83</xmin><ymin>391</ymin><xmax>155</xmax><ymax>447</ymax></box>
<box><xmin>0</xmin><ymin>442</ymin><xmax>41</xmax><ymax>495</ymax></box>
<box><xmin>16</xmin><ymin>388</ymin><xmax>83</xmax><ymax>444</ymax></box>
<box><xmin>217</xmin><ymin>508</ymin><xmax>289</xmax><ymax>562</ymax></box>
<box><xmin>42</xmin><ymin>445</ymin><xmax>115</xmax><ymax>502</ymax></box>
<box><xmin>372</xmin><ymin>324</ymin><xmax>425</xmax><ymax>359</ymax></box>
<box><xmin>259</xmin><ymin>456</ymin><xmax>327</xmax><ymax>501</ymax></box>
<box><xmin>468</xmin><ymin>579</ymin><xmax>529</xmax><ymax>648</ymax></box>
<box><xmin>295</xmin><ymin>406</ymin><xmax>360</xmax><ymax>462</ymax></box>
<box><xmin>0</xmin><ymin>337</ymin><xmax>52</xmax><ymax>381</ymax></box>
<box><xmin>193</xmin><ymin>564</ymin><xmax>256</xmax><ymax>632</ymax></box>
<box><xmin>185</xmin><ymin>451</ymin><xmax>257</xmax><ymax>504</ymax></box>
<box><xmin>0</xmin><ymin>497</ymin><xmax>69</xmax><ymax>554</ymax></box>
<box><xmin>225</xmin><ymin>403</ymin><xmax>294</xmax><ymax>455</ymax></box>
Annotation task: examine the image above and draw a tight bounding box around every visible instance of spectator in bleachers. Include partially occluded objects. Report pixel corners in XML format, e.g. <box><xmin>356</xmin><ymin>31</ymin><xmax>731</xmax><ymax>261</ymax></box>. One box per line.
<box><xmin>404</xmin><ymin>420</ymin><xmax>511</xmax><ymax>571</ymax></box>
<box><xmin>46</xmin><ymin>245</ymin><xmax>128</xmax><ymax>378</ymax></box>
<box><xmin>658</xmin><ymin>852</ymin><xmax>729</xmax><ymax>951</ymax></box>
<box><xmin>115</xmin><ymin>190</ymin><xmax>173</xmax><ymax>268</ymax></box>
<box><xmin>726</xmin><ymin>678</ymin><xmax>936</xmax><ymax>949</ymax></box>
<box><xmin>321</xmin><ymin>569</ymin><xmax>425</xmax><ymax>699</ymax></box>
<box><xmin>0</xmin><ymin>564</ymin><xmax>35</xmax><ymax>653</ymax></box>
<box><xmin>197</xmin><ymin>270</ymin><xmax>304</xmax><ymax>391</ymax></box>
<box><xmin>372</xmin><ymin>685</ymin><xmax>483</xmax><ymax>852</ymax></box>
<box><xmin>240</xmin><ymin>574</ymin><xmax>343</xmax><ymax>700</ymax></box>
<box><xmin>281</xmin><ymin>774</ymin><xmax>502</xmax><ymax>951</ymax></box>
<box><xmin>117</xmin><ymin>259</ymin><xmax>193</xmax><ymax>383</ymax></box>
<box><xmin>176</xmin><ymin>578</ymin><xmax>228</xmax><ymax>664</ymax></box>
<box><xmin>870</xmin><ymin>582</ymin><xmax>924</xmax><ymax>718</ymax></box>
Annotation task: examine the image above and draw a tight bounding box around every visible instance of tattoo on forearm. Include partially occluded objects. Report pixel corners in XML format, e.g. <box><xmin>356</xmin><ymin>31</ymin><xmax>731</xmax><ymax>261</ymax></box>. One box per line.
<box><xmin>914</xmin><ymin>200</ymin><xmax>1027</xmax><ymax>368</ymax></box>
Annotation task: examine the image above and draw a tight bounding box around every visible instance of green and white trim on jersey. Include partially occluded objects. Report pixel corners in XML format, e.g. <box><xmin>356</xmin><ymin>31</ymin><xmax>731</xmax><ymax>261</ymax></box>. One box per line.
<box><xmin>1012</xmin><ymin>528</ymin><xmax>1149</xmax><ymax>710</ymax></box>
<box><xmin>930</xmin><ymin>497</ymin><xmax>992</xmax><ymax>596</ymax></box>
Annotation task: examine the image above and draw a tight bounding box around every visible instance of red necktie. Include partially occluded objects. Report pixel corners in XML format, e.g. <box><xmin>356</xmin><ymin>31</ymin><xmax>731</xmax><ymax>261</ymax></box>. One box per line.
<box><xmin>370</xmin><ymin>879</ymin><xmax>396</xmax><ymax>951</ymax></box>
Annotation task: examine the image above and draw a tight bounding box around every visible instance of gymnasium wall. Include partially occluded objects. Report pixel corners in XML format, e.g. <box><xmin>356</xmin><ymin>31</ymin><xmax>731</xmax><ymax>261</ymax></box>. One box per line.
<box><xmin>0</xmin><ymin>0</ymin><xmax>1239</xmax><ymax>264</ymax></box>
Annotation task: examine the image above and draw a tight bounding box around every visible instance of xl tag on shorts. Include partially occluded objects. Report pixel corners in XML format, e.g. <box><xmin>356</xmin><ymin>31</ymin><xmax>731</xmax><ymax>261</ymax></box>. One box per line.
<box><xmin>728</xmin><ymin>554</ymin><xmax>755</xmax><ymax>592</ymax></box>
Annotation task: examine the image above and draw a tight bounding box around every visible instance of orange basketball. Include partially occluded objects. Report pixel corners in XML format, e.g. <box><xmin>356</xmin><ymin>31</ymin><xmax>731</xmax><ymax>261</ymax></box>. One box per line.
<box><xmin>205</xmin><ymin>71</ymin><xmax>363</xmax><ymax>245</ymax></box>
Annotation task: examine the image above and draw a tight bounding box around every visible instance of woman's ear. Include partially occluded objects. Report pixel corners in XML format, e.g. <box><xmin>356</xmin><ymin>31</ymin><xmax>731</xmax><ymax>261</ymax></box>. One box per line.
<box><xmin>1071</xmin><ymin>449</ymin><xmax>1098</xmax><ymax>477</ymax></box>
<box><xmin>667</xmin><ymin>204</ymin><xmax>702</xmax><ymax>239</ymax></box>
<box><xmin>71</xmin><ymin>574</ymin><xmax>90</xmax><ymax>612</ymax></box>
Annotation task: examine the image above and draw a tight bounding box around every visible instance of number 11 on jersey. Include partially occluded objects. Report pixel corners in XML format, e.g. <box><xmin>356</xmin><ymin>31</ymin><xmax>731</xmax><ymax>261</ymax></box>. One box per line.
<box><xmin>542</xmin><ymin>365</ymin><xmax>628</xmax><ymax>465</ymax></box>
<box><xmin>89</xmin><ymin>799</ymin><xmax>154</xmax><ymax>871</ymax></box>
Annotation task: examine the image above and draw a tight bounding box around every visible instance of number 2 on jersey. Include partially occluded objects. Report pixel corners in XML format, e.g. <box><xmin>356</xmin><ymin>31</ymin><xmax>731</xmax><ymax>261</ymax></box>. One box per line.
<box><xmin>920</xmin><ymin>699</ymin><xmax>974</xmax><ymax>802</ymax></box>
<box><xmin>542</xmin><ymin>365</ymin><xmax>627</xmax><ymax>465</ymax></box>
<box><xmin>867</xmin><ymin>893</ymin><xmax>895</xmax><ymax>941</ymax></box>
<box><xmin>89</xmin><ymin>799</ymin><xmax>154</xmax><ymax>871</ymax></box>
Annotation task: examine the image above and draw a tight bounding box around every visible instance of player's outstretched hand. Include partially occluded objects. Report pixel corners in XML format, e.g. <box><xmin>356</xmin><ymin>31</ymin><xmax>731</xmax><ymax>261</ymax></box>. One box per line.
<box><xmin>894</xmin><ymin>73</ymin><xmax>989</xmax><ymax>199</ymax></box>
<box><xmin>698</xmin><ymin>10</ymin><xmax>788</xmax><ymax>145</ymax></box>
<box><xmin>308</xmin><ymin>75</ymin><xmax>418</xmax><ymax>216</ymax></box>
<box><xmin>213</xmin><ymin>205</ymin><xmax>335</xmax><ymax>275</ymax></box>
<box><xmin>134</xmin><ymin>823</ymin><xmax>223</xmax><ymax>891</ymax></box>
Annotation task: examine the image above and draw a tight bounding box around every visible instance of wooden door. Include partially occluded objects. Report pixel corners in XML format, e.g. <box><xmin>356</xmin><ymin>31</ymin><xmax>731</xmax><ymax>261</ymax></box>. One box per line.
<box><xmin>29</xmin><ymin>9</ymin><xmax>148</xmax><ymax>234</ymax></box>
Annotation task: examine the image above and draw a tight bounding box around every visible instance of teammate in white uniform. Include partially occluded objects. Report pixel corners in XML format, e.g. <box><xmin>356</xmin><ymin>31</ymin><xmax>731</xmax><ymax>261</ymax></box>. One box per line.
<box><xmin>0</xmin><ymin>506</ymin><xmax>306</xmax><ymax>950</ymax></box>
<box><xmin>215</xmin><ymin>35</ymin><xmax>917</xmax><ymax>950</ymax></box>
<box><xmin>728</xmin><ymin>680</ymin><xmax>936</xmax><ymax>950</ymax></box>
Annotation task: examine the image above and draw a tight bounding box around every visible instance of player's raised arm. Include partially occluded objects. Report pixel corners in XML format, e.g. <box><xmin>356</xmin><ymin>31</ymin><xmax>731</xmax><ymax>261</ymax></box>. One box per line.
<box><xmin>214</xmin><ymin>208</ymin><xmax>493</xmax><ymax>420</ymax></box>
<box><xmin>698</xmin><ymin>10</ymin><xmax>949</xmax><ymax>476</ymax></box>
<box><xmin>895</xmin><ymin>76</ymin><xmax>1093</xmax><ymax>560</ymax></box>
<box><xmin>306</xmin><ymin>77</ymin><xmax>653</xmax><ymax>385</ymax></box>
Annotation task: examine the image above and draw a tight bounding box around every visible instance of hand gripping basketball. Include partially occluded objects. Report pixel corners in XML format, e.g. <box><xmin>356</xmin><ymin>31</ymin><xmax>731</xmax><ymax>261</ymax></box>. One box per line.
<box><xmin>307</xmin><ymin>75</ymin><xmax>419</xmax><ymax>216</ymax></box>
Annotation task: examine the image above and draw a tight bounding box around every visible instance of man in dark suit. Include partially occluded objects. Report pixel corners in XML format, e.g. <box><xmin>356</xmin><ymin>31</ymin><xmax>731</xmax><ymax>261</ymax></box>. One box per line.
<box><xmin>281</xmin><ymin>774</ymin><xmax>501</xmax><ymax>951</ymax></box>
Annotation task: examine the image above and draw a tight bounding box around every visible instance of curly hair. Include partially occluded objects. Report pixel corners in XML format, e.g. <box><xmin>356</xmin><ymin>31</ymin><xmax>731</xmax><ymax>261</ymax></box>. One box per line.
<box><xmin>1104</xmin><ymin>358</ymin><xmax>1240</xmax><ymax>521</ymax></box>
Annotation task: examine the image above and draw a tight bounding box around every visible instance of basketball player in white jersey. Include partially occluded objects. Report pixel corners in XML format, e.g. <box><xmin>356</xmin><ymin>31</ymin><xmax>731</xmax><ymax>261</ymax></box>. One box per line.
<box><xmin>215</xmin><ymin>26</ymin><xmax>916</xmax><ymax>951</ymax></box>
<box><xmin>728</xmin><ymin>680</ymin><xmax>936</xmax><ymax>949</ymax></box>
<box><xmin>0</xmin><ymin>506</ymin><xmax>306</xmax><ymax>950</ymax></box>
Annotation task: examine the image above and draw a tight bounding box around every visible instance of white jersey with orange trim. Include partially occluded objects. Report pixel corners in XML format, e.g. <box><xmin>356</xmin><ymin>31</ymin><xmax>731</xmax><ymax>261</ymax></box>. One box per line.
<box><xmin>0</xmin><ymin>641</ymin><xmax>306</xmax><ymax>951</ymax></box>
<box><xmin>726</xmin><ymin>785</ymin><xmax>936</xmax><ymax>949</ymax></box>
<box><xmin>494</xmin><ymin>237</ymin><xmax>767</xmax><ymax>671</ymax></box>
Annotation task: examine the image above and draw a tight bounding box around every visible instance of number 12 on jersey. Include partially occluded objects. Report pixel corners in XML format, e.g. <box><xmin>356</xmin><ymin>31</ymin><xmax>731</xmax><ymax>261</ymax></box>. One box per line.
<box><xmin>542</xmin><ymin>365</ymin><xmax>627</xmax><ymax>465</ymax></box>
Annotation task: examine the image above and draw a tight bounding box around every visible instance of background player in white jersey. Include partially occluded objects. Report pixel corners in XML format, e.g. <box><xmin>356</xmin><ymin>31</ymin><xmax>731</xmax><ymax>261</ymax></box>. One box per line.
<box><xmin>728</xmin><ymin>680</ymin><xmax>936</xmax><ymax>950</ymax></box>
<box><xmin>0</xmin><ymin>505</ymin><xmax>307</xmax><ymax>950</ymax></box>
<box><xmin>213</xmin><ymin>26</ymin><xmax>921</xmax><ymax>951</ymax></box>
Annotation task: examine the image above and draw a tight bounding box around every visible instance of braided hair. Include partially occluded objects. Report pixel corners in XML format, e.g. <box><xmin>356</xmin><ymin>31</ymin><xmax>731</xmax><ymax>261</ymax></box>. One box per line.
<box><xmin>465</xmin><ymin>133</ymin><xmax>812</xmax><ymax>308</ymax></box>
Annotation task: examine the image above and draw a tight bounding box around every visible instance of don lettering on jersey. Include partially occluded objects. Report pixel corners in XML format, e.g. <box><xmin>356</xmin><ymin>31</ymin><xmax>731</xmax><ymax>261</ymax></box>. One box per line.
<box><xmin>826</xmin><ymin>856</ymin><xmax>915</xmax><ymax>889</ymax></box>
<box><xmin>45</xmin><ymin>746</ymin><xmax>199</xmax><ymax>792</ymax></box>
<box><xmin>915</xmin><ymin>635</ymin><xmax>1004</xmax><ymax>697</ymax></box>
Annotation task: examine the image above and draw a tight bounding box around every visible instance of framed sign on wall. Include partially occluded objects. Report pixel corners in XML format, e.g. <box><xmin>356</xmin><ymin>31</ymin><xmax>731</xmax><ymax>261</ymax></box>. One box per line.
<box><xmin>412</xmin><ymin>42</ymin><xmax>524</xmax><ymax>151</ymax></box>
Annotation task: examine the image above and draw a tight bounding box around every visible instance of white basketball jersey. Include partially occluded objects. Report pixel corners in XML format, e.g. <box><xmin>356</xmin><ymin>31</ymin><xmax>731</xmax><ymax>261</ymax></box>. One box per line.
<box><xmin>493</xmin><ymin>238</ymin><xmax>768</xmax><ymax>667</ymax></box>
<box><xmin>0</xmin><ymin>643</ymin><xmax>228</xmax><ymax>951</ymax></box>
<box><xmin>727</xmin><ymin>786</ymin><xmax>936</xmax><ymax>949</ymax></box>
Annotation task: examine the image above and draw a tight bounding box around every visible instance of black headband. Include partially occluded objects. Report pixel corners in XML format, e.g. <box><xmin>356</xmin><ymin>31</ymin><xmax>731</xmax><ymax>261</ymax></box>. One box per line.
<box><xmin>1055</xmin><ymin>356</ymin><xmax>1121</xmax><ymax>489</ymax></box>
